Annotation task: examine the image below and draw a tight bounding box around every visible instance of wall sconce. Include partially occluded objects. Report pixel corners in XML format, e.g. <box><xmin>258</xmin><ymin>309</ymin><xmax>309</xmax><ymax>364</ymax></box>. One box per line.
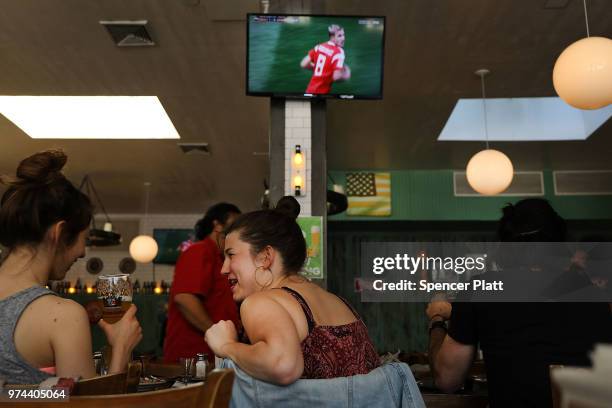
<box><xmin>291</xmin><ymin>145</ymin><xmax>306</xmax><ymax>196</ymax></box>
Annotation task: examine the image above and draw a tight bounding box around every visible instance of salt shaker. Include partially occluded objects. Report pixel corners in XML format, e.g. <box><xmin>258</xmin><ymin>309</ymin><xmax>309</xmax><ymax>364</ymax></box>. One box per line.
<box><xmin>195</xmin><ymin>353</ymin><xmax>208</xmax><ymax>380</ymax></box>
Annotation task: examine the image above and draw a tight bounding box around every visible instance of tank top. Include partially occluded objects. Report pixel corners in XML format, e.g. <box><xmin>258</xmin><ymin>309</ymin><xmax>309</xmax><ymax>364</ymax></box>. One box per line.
<box><xmin>281</xmin><ymin>287</ymin><xmax>380</xmax><ymax>379</ymax></box>
<box><xmin>0</xmin><ymin>286</ymin><xmax>56</xmax><ymax>384</ymax></box>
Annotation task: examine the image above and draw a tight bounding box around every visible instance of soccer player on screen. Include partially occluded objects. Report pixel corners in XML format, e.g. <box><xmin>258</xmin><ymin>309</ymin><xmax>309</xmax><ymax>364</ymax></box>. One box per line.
<box><xmin>300</xmin><ymin>24</ymin><xmax>351</xmax><ymax>94</ymax></box>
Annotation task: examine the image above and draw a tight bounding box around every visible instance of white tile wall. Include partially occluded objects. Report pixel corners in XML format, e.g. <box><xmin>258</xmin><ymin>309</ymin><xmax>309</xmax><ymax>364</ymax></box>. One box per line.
<box><xmin>65</xmin><ymin>213</ymin><xmax>200</xmax><ymax>287</ymax></box>
<box><xmin>284</xmin><ymin>100</ymin><xmax>312</xmax><ymax>216</ymax></box>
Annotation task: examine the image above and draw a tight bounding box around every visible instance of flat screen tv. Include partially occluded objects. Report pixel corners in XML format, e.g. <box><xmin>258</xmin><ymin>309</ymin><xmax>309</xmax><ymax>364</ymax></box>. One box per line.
<box><xmin>153</xmin><ymin>228</ymin><xmax>194</xmax><ymax>265</ymax></box>
<box><xmin>247</xmin><ymin>14</ymin><xmax>385</xmax><ymax>99</ymax></box>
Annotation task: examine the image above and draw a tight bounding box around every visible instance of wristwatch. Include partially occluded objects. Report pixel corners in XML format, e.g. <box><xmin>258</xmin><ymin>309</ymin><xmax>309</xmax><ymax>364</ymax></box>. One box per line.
<box><xmin>429</xmin><ymin>319</ymin><xmax>447</xmax><ymax>334</ymax></box>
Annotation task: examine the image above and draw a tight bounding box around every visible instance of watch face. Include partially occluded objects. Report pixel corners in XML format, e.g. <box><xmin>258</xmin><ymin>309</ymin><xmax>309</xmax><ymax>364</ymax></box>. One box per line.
<box><xmin>429</xmin><ymin>320</ymin><xmax>447</xmax><ymax>331</ymax></box>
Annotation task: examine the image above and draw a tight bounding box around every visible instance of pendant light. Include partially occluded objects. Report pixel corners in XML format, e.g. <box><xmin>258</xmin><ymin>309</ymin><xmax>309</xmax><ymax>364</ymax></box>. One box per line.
<box><xmin>466</xmin><ymin>69</ymin><xmax>514</xmax><ymax>196</ymax></box>
<box><xmin>129</xmin><ymin>182</ymin><xmax>158</xmax><ymax>263</ymax></box>
<box><xmin>552</xmin><ymin>0</ymin><xmax>612</xmax><ymax>110</ymax></box>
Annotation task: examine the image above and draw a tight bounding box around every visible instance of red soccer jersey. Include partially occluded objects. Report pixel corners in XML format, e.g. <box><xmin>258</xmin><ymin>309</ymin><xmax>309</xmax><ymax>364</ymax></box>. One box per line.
<box><xmin>163</xmin><ymin>238</ymin><xmax>239</xmax><ymax>364</ymax></box>
<box><xmin>305</xmin><ymin>41</ymin><xmax>345</xmax><ymax>94</ymax></box>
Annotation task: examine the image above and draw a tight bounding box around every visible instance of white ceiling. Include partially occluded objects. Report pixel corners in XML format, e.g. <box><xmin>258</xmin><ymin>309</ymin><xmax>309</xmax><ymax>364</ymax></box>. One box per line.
<box><xmin>0</xmin><ymin>0</ymin><xmax>610</xmax><ymax>213</ymax></box>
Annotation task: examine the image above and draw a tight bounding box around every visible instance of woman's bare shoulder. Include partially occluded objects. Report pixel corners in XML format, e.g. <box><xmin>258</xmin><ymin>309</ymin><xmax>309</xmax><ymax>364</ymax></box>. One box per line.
<box><xmin>26</xmin><ymin>295</ymin><xmax>88</xmax><ymax>325</ymax></box>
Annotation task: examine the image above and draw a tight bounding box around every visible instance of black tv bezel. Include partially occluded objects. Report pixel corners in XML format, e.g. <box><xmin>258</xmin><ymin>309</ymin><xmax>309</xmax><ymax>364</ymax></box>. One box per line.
<box><xmin>246</xmin><ymin>13</ymin><xmax>386</xmax><ymax>100</ymax></box>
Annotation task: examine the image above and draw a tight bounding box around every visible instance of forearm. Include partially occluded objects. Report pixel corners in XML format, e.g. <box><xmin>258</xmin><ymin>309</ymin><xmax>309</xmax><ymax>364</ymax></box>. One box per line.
<box><xmin>108</xmin><ymin>344</ymin><xmax>130</xmax><ymax>374</ymax></box>
<box><xmin>223</xmin><ymin>340</ymin><xmax>300</xmax><ymax>385</ymax></box>
<box><xmin>428</xmin><ymin>326</ymin><xmax>447</xmax><ymax>379</ymax></box>
<box><xmin>175</xmin><ymin>294</ymin><xmax>214</xmax><ymax>333</ymax></box>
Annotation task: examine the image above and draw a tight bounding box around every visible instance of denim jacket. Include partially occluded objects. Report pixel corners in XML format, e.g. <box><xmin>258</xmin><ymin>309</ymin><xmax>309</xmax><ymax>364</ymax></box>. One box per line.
<box><xmin>220</xmin><ymin>359</ymin><xmax>426</xmax><ymax>408</ymax></box>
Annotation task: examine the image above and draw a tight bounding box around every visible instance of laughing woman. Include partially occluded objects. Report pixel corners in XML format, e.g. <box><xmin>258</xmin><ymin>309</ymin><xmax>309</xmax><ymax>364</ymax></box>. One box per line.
<box><xmin>205</xmin><ymin>197</ymin><xmax>379</xmax><ymax>385</ymax></box>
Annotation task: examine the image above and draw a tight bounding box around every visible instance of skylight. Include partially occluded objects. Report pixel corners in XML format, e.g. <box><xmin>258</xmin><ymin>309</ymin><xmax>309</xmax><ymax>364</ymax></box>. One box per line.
<box><xmin>0</xmin><ymin>96</ymin><xmax>180</xmax><ymax>139</ymax></box>
<box><xmin>438</xmin><ymin>97</ymin><xmax>612</xmax><ymax>142</ymax></box>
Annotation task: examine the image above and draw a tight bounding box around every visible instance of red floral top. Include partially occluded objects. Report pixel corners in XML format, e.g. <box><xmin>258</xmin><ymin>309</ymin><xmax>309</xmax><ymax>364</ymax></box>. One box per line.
<box><xmin>281</xmin><ymin>287</ymin><xmax>380</xmax><ymax>379</ymax></box>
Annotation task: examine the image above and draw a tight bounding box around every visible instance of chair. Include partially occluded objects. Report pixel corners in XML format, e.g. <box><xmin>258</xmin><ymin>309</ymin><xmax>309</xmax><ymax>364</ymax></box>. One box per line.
<box><xmin>72</xmin><ymin>372</ymin><xmax>127</xmax><ymax>396</ymax></box>
<box><xmin>7</xmin><ymin>369</ymin><xmax>234</xmax><ymax>408</ymax></box>
<box><xmin>125</xmin><ymin>361</ymin><xmax>142</xmax><ymax>393</ymax></box>
<box><xmin>147</xmin><ymin>362</ymin><xmax>183</xmax><ymax>378</ymax></box>
<box><xmin>198</xmin><ymin>369</ymin><xmax>234</xmax><ymax>408</ymax></box>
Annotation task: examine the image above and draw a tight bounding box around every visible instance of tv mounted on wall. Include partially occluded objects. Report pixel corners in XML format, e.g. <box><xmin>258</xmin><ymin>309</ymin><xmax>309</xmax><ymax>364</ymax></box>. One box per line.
<box><xmin>247</xmin><ymin>14</ymin><xmax>385</xmax><ymax>99</ymax></box>
<box><xmin>153</xmin><ymin>228</ymin><xmax>194</xmax><ymax>265</ymax></box>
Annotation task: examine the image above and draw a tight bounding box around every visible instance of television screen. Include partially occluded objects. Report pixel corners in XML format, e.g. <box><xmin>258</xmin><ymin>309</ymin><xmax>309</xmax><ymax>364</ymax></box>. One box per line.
<box><xmin>153</xmin><ymin>229</ymin><xmax>195</xmax><ymax>265</ymax></box>
<box><xmin>247</xmin><ymin>14</ymin><xmax>385</xmax><ymax>99</ymax></box>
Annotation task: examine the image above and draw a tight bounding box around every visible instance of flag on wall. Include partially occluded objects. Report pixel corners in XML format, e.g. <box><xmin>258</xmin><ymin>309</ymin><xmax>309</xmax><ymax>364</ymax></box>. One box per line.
<box><xmin>346</xmin><ymin>172</ymin><xmax>391</xmax><ymax>216</ymax></box>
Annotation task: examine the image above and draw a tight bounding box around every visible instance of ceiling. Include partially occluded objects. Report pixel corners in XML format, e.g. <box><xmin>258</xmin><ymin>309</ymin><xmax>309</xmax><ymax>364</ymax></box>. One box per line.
<box><xmin>0</xmin><ymin>0</ymin><xmax>610</xmax><ymax>213</ymax></box>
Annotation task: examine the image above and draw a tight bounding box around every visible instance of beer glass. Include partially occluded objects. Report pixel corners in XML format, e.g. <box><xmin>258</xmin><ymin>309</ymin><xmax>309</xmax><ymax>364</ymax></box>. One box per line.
<box><xmin>96</xmin><ymin>274</ymin><xmax>133</xmax><ymax>324</ymax></box>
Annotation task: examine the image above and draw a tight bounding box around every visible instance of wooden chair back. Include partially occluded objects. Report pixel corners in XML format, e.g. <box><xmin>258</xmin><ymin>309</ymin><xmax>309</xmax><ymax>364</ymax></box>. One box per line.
<box><xmin>146</xmin><ymin>362</ymin><xmax>183</xmax><ymax>378</ymax></box>
<box><xmin>197</xmin><ymin>368</ymin><xmax>234</xmax><ymax>408</ymax></box>
<box><xmin>8</xmin><ymin>369</ymin><xmax>234</xmax><ymax>408</ymax></box>
<box><xmin>72</xmin><ymin>372</ymin><xmax>127</xmax><ymax>396</ymax></box>
<box><xmin>126</xmin><ymin>361</ymin><xmax>142</xmax><ymax>393</ymax></box>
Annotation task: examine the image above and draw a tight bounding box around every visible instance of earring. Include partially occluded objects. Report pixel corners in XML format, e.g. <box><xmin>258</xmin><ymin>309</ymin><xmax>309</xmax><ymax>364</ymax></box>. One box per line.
<box><xmin>254</xmin><ymin>266</ymin><xmax>273</xmax><ymax>289</ymax></box>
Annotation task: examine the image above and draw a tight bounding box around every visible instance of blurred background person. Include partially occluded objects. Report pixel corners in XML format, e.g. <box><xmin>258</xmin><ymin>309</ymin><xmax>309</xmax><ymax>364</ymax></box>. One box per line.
<box><xmin>163</xmin><ymin>202</ymin><xmax>241</xmax><ymax>364</ymax></box>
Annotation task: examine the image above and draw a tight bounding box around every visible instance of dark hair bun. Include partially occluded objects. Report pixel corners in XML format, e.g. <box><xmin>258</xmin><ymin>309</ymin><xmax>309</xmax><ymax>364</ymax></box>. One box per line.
<box><xmin>274</xmin><ymin>196</ymin><xmax>301</xmax><ymax>220</ymax></box>
<box><xmin>16</xmin><ymin>149</ymin><xmax>67</xmax><ymax>183</ymax></box>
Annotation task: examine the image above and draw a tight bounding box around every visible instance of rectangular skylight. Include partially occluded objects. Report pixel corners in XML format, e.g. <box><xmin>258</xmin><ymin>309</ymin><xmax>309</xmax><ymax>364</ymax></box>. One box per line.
<box><xmin>438</xmin><ymin>97</ymin><xmax>612</xmax><ymax>142</ymax></box>
<box><xmin>0</xmin><ymin>96</ymin><xmax>180</xmax><ymax>139</ymax></box>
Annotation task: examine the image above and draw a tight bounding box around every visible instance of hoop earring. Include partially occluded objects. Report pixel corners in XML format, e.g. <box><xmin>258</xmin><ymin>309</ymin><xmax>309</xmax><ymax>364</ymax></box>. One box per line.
<box><xmin>254</xmin><ymin>266</ymin><xmax>273</xmax><ymax>289</ymax></box>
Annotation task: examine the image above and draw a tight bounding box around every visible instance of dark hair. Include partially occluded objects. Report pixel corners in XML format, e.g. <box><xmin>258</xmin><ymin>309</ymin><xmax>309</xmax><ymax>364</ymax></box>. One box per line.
<box><xmin>498</xmin><ymin>198</ymin><xmax>566</xmax><ymax>242</ymax></box>
<box><xmin>194</xmin><ymin>202</ymin><xmax>241</xmax><ymax>240</ymax></box>
<box><xmin>0</xmin><ymin>149</ymin><xmax>93</xmax><ymax>250</ymax></box>
<box><xmin>225</xmin><ymin>196</ymin><xmax>306</xmax><ymax>274</ymax></box>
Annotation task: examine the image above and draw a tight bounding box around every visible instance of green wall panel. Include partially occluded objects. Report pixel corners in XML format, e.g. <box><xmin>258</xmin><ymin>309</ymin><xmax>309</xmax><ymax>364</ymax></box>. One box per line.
<box><xmin>329</xmin><ymin>170</ymin><xmax>612</xmax><ymax>221</ymax></box>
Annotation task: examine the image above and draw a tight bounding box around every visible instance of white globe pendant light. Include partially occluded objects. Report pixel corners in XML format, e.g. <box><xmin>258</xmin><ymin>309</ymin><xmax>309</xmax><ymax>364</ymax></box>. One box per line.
<box><xmin>466</xmin><ymin>149</ymin><xmax>514</xmax><ymax>196</ymax></box>
<box><xmin>466</xmin><ymin>69</ymin><xmax>514</xmax><ymax>196</ymax></box>
<box><xmin>129</xmin><ymin>182</ymin><xmax>159</xmax><ymax>263</ymax></box>
<box><xmin>552</xmin><ymin>0</ymin><xmax>612</xmax><ymax>110</ymax></box>
<box><xmin>129</xmin><ymin>235</ymin><xmax>159</xmax><ymax>263</ymax></box>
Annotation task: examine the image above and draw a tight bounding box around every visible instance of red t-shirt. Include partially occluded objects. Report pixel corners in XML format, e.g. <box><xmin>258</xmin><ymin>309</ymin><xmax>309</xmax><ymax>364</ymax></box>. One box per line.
<box><xmin>305</xmin><ymin>41</ymin><xmax>345</xmax><ymax>94</ymax></box>
<box><xmin>163</xmin><ymin>238</ymin><xmax>238</xmax><ymax>363</ymax></box>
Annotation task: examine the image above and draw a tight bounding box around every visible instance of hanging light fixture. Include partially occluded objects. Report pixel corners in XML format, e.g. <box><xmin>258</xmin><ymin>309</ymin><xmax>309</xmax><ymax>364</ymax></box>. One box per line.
<box><xmin>79</xmin><ymin>175</ymin><xmax>121</xmax><ymax>247</ymax></box>
<box><xmin>552</xmin><ymin>0</ymin><xmax>612</xmax><ymax>110</ymax></box>
<box><xmin>466</xmin><ymin>69</ymin><xmax>514</xmax><ymax>196</ymax></box>
<box><xmin>129</xmin><ymin>182</ymin><xmax>158</xmax><ymax>263</ymax></box>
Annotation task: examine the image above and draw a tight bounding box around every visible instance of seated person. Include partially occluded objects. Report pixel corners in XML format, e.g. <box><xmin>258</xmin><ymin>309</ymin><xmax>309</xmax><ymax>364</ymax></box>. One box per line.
<box><xmin>205</xmin><ymin>197</ymin><xmax>380</xmax><ymax>384</ymax></box>
<box><xmin>0</xmin><ymin>150</ymin><xmax>142</xmax><ymax>384</ymax></box>
<box><xmin>427</xmin><ymin>199</ymin><xmax>612</xmax><ymax>408</ymax></box>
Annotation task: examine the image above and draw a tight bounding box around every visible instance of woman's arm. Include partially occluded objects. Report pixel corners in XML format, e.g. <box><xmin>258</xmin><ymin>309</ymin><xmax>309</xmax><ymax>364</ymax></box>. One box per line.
<box><xmin>50</xmin><ymin>299</ymin><xmax>97</xmax><ymax>379</ymax></box>
<box><xmin>98</xmin><ymin>305</ymin><xmax>143</xmax><ymax>374</ymax></box>
<box><xmin>206</xmin><ymin>293</ymin><xmax>304</xmax><ymax>385</ymax></box>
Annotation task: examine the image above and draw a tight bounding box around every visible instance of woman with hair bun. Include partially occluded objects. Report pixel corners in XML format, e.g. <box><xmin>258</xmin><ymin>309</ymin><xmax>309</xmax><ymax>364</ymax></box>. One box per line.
<box><xmin>0</xmin><ymin>150</ymin><xmax>142</xmax><ymax>384</ymax></box>
<box><xmin>205</xmin><ymin>196</ymin><xmax>379</xmax><ymax>385</ymax></box>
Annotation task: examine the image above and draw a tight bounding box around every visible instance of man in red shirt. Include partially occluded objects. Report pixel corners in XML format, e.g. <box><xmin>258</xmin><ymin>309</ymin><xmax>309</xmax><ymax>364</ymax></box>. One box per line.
<box><xmin>301</xmin><ymin>24</ymin><xmax>351</xmax><ymax>94</ymax></box>
<box><xmin>163</xmin><ymin>203</ymin><xmax>241</xmax><ymax>364</ymax></box>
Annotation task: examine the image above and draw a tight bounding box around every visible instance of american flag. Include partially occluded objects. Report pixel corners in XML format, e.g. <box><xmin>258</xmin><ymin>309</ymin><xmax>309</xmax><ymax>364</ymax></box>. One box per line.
<box><xmin>346</xmin><ymin>172</ymin><xmax>391</xmax><ymax>216</ymax></box>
